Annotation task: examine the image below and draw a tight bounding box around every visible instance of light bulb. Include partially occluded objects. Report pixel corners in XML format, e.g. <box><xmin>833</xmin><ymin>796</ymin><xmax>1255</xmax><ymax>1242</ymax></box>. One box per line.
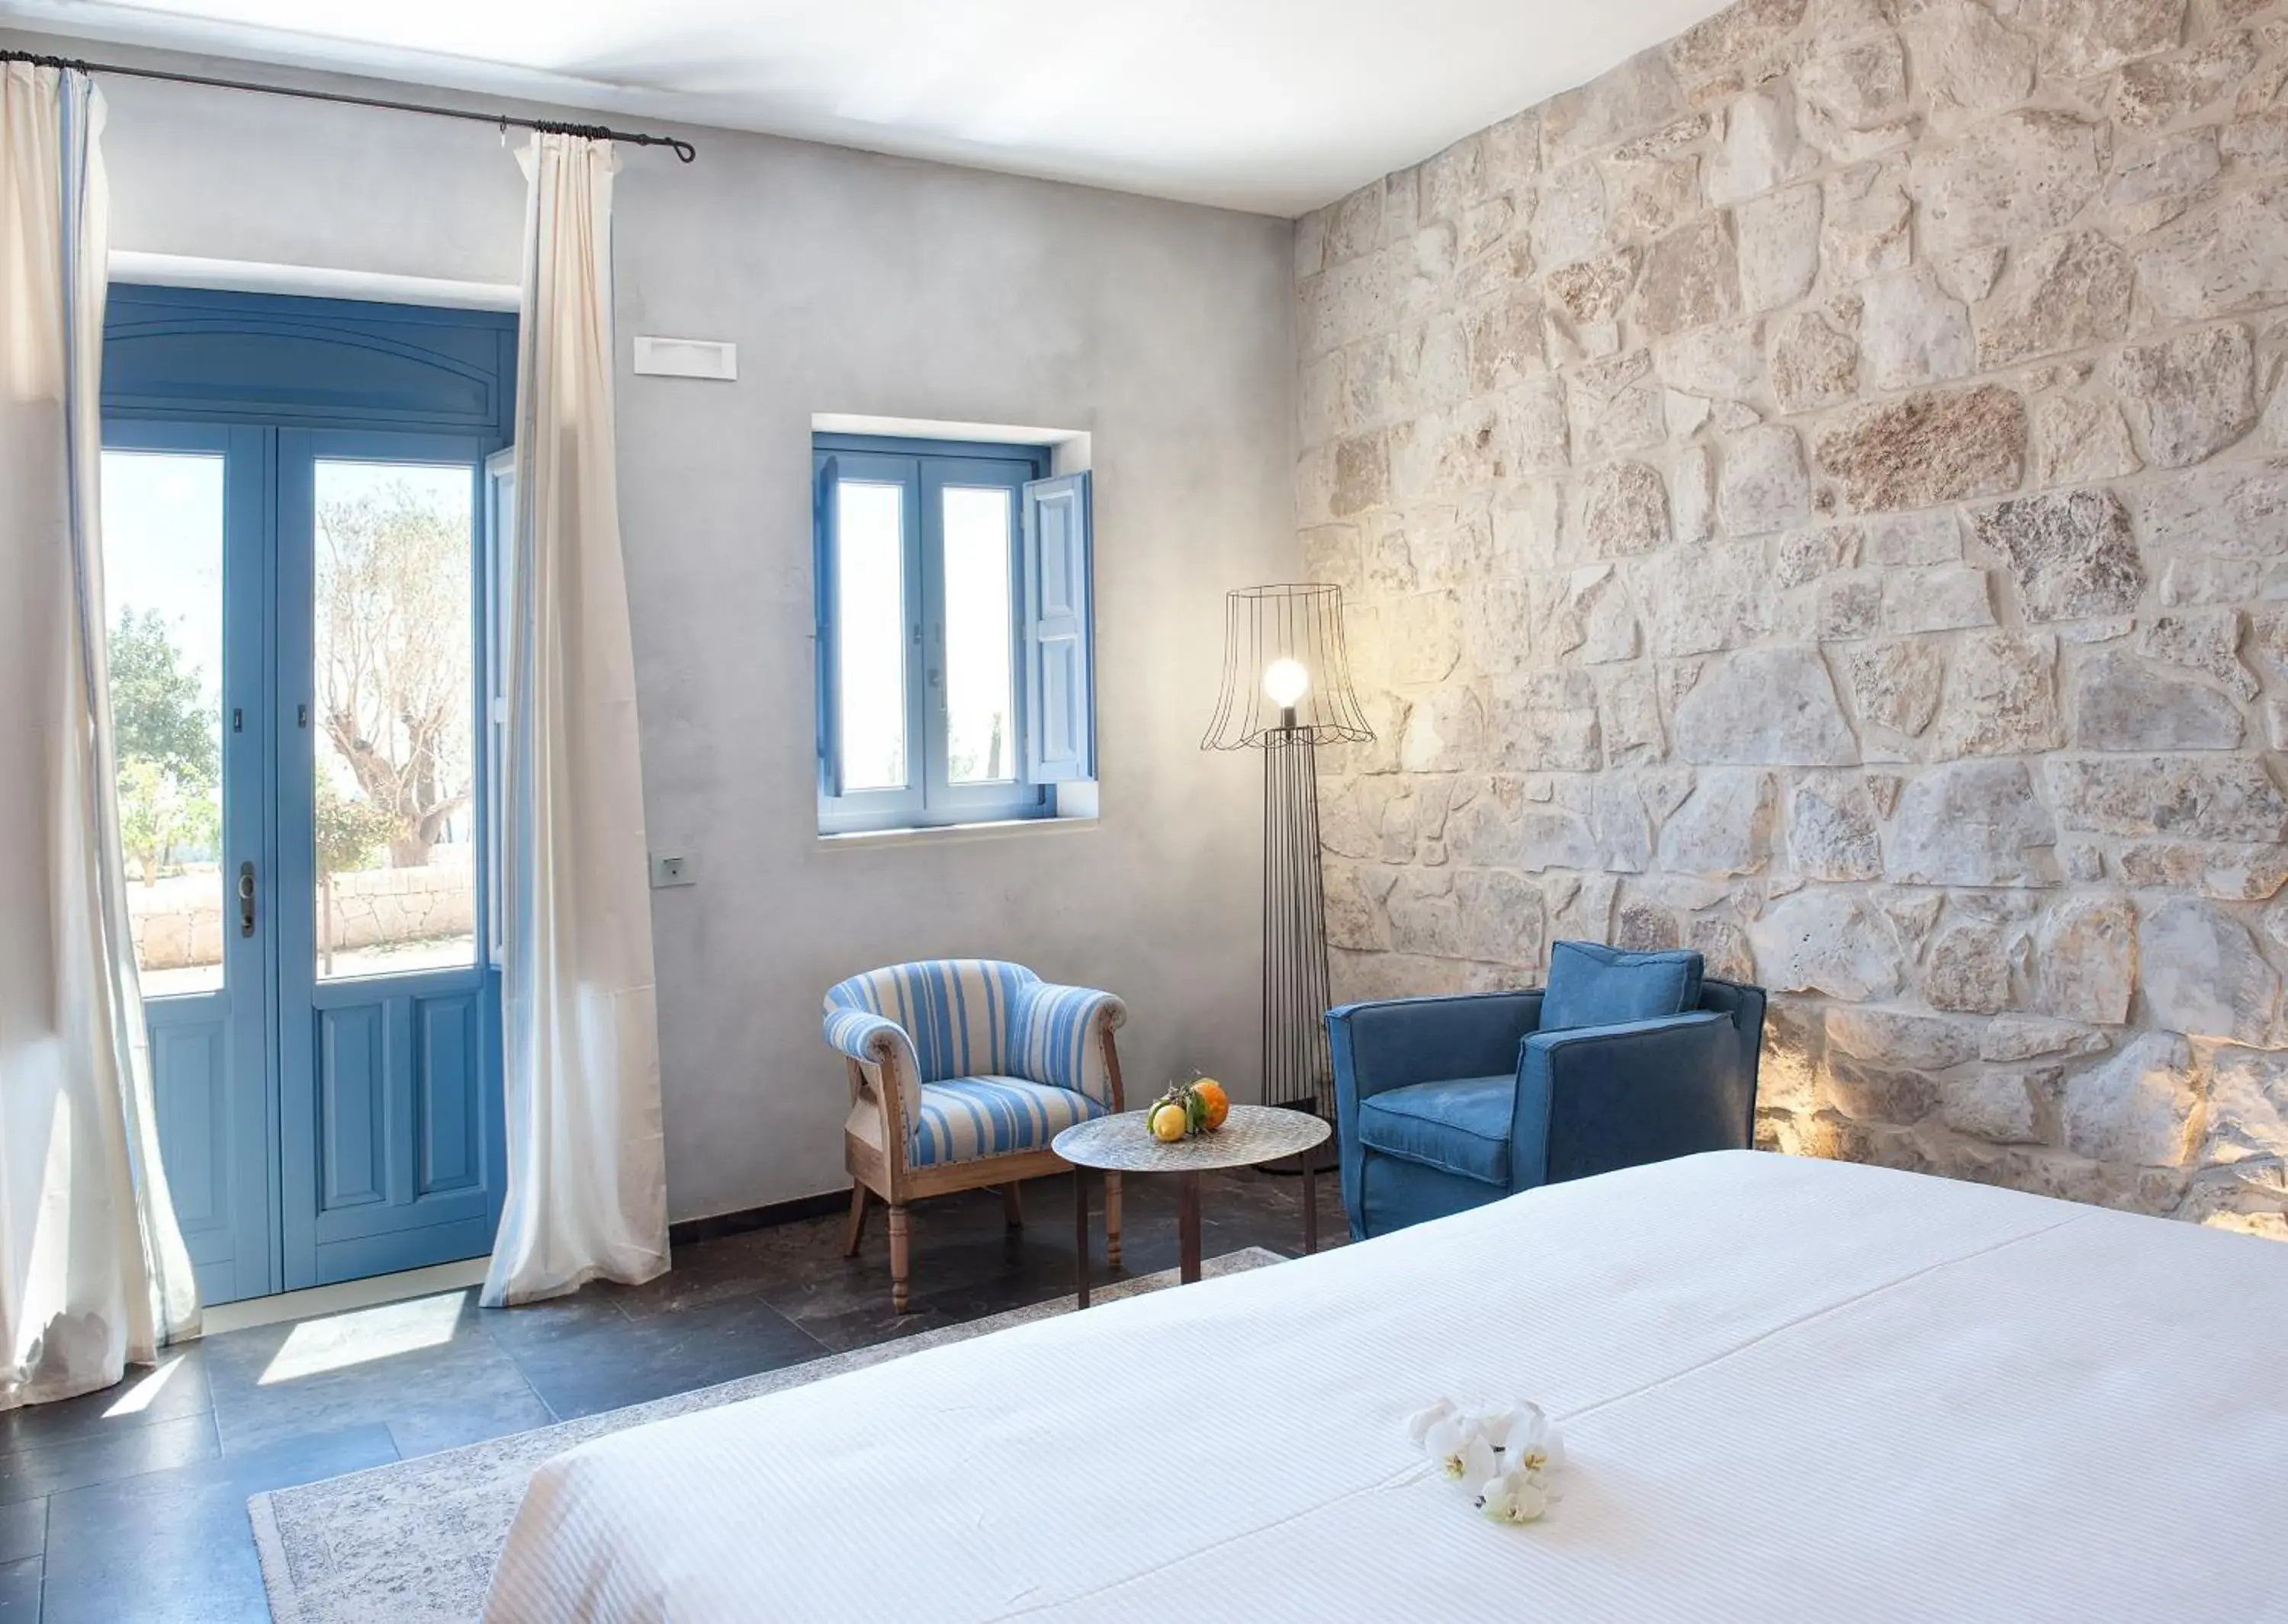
<box><xmin>1262</xmin><ymin>656</ymin><xmax>1310</xmax><ymax>709</ymax></box>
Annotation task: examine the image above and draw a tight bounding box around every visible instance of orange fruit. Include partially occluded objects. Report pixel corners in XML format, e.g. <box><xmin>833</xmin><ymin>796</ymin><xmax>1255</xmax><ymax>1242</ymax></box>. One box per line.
<box><xmin>1149</xmin><ymin>1102</ymin><xmax>1190</xmax><ymax>1143</ymax></box>
<box><xmin>1190</xmin><ymin>1078</ymin><xmax>1229</xmax><ymax>1130</ymax></box>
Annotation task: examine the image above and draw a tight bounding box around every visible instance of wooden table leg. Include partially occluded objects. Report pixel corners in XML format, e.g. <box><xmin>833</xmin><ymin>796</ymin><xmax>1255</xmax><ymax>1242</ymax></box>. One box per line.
<box><xmin>1303</xmin><ymin>1142</ymin><xmax>1319</xmax><ymax>1256</ymax></box>
<box><xmin>1178</xmin><ymin>1170</ymin><xmax>1202</xmax><ymax>1285</ymax></box>
<box><xmin>1074</xmin><ymin>1167</ymin><xmax>1091</xmax><ymax>1310</ymax></box>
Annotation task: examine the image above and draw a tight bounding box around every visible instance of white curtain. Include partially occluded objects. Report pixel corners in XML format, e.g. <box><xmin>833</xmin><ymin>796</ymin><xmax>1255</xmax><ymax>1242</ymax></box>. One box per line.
<box><xmin>483</xmin><ymin>133</ymin><xmax>669</xmax><ymax>1308</ymax></box>
<box><xmin>1</xmin><ymin>60</ymin><xmax>200</xmax><ymax>1411</ymax></box>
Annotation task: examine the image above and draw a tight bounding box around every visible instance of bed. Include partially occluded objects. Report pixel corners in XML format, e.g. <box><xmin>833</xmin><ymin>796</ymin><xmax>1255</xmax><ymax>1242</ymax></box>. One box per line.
<box><xmin>483</xmin><ymin>1151</ymin><xmax>2288</xmax><ymax>1622</ymax></box>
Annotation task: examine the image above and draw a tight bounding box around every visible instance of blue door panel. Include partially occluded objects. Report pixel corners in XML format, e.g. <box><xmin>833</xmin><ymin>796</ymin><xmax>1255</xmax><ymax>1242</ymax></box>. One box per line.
<box><xmin>317</xmin><ymin>1004</ymin><xmax>388</xmax><ymax>1210</ymax></box>
<box><xmin>417</xmin><ymin>993</ymin><xmax>483</xmax><ymax>1196</ymax></box>
<box><xmin>149</xmin><ymin>1015</ymin><xmax>227</xmax><ymax>1231</ymax></box>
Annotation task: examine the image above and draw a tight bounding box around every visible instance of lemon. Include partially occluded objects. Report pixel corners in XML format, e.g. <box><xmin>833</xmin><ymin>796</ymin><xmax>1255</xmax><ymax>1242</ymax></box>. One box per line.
<box><xmin>1149</xmin><ymin>1102</ymin><xmax>1189</xmax><ymax>1143</ymax></box>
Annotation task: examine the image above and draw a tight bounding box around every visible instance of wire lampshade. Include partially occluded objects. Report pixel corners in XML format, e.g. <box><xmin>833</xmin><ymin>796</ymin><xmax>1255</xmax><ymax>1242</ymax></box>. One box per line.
<box><xmin>1200</xmin><ymin>583</ymin><xmax>1373</xmax><ymax>750</ymax></box>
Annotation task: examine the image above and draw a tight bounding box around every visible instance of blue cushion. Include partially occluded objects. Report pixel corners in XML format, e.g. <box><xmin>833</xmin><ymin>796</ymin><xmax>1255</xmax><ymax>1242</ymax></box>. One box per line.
<box><xmin>1540</xmin><ymin>941</ymin><xmax>1702</xmax><ymax>1032</ymax></box>
<box><xmin>1356</xmin><ymin>1074</ymin><xmax>1515</xmax><ymax>1186</ymax></box>
<box><xmin>911</xmin><ymin>1077</ymin><xmax>1104</xmax><ymax>1167</ymax></box>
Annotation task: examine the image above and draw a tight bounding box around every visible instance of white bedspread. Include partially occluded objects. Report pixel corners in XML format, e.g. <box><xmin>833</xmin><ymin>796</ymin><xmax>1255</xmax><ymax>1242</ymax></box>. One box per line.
<box><xmin>483</xmin><ymin>1151</ymin><xmax>2288</xmax><ymax>1622</ymax></box>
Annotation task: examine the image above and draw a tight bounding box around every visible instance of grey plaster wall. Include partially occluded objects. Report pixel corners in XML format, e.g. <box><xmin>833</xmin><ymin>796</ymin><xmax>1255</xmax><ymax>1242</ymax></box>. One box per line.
<box><xmin>1294</xmin><ymin>0</ymin><xmax>2288</xmax><ymax>1240</ymax></box>
<box><xmin>40</xmin><ymin>44</ymin><xmax>1296</xmax><ymax>1223</ymax></box>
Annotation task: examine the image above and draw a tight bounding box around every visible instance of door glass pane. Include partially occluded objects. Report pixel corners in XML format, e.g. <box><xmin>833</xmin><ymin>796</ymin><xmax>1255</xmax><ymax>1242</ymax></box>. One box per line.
<box><xmin>312</xmin><ymin>461</ymin><xmax>477</xmax><ymax>981</ymax></box>
<box><xmin>835</xmin><ymin>479</ymin><xmax>908</xmax><ymax>792</ymax></box>
<box><xmin>101</xmin><ymin>451</ymin><xmax>227</xmax><ymax>999</ymax></box>
<box><xmin>942</xmin><ymin>486</ymin><xmax>1017</xmax><ymax>785</ymax></box>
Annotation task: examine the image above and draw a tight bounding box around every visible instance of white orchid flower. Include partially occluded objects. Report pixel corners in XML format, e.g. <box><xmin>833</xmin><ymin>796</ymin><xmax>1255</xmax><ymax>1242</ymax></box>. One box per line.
<box><xmin>1477</xmin><ymin>1467</ymin><xmax>1551</xmax><ymax>1525</ymax></box>
<box><xmin>1423</xmin><ymin>1414</ymin><xmax>1498</xmax><ymax>1484</ymax></box>
<box><xmin>1405</xmin><ymin>1398</ymin><xmax>1458</xmax><ymax>1448</ymax></box>
<box><xmin>1497</xmin><ymin>1401</ymin><xmax>1566</xmax><ymax>1473</ymax></box>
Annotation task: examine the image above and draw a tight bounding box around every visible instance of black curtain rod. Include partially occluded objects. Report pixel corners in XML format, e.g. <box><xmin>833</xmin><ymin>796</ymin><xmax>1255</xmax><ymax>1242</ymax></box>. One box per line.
<box><xmin>2</xmin><ymin>47</ymin><xmax>698</xmax><ymax>162</ymax></box>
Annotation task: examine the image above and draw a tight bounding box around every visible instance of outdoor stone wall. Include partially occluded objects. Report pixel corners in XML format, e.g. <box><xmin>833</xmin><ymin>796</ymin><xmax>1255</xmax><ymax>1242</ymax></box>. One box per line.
<box><xmin>129</xmin><ymin>850</ymin><xmax>475</xmax><ymax>970</ymax></box>
<box><xmin>1294</xmin><ymin>0</ymin><xmax>2288</xmax><ymax>1238</ymax></box>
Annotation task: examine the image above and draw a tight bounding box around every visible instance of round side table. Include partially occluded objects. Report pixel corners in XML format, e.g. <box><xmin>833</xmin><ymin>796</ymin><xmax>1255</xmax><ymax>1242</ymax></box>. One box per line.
<box><xmin>1053</xmin><ymin>1104</ymin><xmax>1332</xmax><ymax>1308</ymax></box>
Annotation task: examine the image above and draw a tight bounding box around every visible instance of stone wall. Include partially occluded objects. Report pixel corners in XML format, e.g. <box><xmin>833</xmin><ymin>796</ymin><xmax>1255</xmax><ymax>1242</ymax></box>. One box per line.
<box><xmin>128</xmin><ymin>850</ymin><xmax>475</xmax><ymax>970</ymax></box>
<box><xmin>1294</xmin><ymin>0</ymin><xmax>2288</xmax><ymax>1239</ymax></box>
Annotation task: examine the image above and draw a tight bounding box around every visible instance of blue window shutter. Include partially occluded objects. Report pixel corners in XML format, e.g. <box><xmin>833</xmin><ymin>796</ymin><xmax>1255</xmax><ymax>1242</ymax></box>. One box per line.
<box><xmin>815</xmin><ymin>453</ymin><xmax>844</xmax><ymax>798</ymax></box>
<box><xmin>1023</xmin><ymin>470</ymin><xmax>1093</xmax><ymax>783</ymax></box>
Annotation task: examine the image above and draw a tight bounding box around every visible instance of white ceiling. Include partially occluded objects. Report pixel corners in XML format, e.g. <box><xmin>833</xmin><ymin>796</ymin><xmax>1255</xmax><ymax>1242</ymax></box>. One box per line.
<box><xmin>0</xmin><ymin>0</ymin><xmax>1731</xmax><ymax>215</ymax></box>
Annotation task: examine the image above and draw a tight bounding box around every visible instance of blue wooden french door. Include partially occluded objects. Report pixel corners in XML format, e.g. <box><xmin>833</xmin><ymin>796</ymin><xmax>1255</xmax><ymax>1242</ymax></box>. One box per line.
<box><xmin>102</xmin><ymin>287</ymin><xmax>514</xmax><ymax>1302</ymax></box>
<box><xmin>275</xmin><ymin>429</ymin><xmax>506</xmax><ymax>1289</ymax></box>
<box><xmin>101</xmin><ymin>419</ymin><xmax>276</xmax><ymax>1304</ymax></box>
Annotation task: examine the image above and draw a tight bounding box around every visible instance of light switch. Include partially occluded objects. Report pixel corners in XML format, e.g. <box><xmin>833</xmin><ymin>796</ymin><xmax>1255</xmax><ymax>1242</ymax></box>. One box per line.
<box><xmin>650</xmin><ymin>852</ymin><xmax>697</xmax><ymax>888</ymax></box>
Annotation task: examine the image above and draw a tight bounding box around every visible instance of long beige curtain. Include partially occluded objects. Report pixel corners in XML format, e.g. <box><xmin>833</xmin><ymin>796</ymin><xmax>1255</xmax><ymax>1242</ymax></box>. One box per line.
<box><xmin>1</xmin><ymin>59</ymin><xmax>200</xmax><ymax>1410</ymax></box>
<box><xmin>482</xmin><ymin>133</ymin><xmax>668</xmax><ymax>1307</ymax></box>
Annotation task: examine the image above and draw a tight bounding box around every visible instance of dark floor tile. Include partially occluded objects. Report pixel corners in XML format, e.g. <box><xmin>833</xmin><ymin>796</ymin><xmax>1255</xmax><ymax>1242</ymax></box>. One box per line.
<box><xmin>0</xmin><ymin>1555</ymin><xmax>37</xmax><ymax>1621</ymax></box>
<box><xmin>780</xmin><ymin>1298</ymin><xmax>961</xmax><ymax>1353</ymax></box>
<box><xmin>201</xmin><ymin>1289</ymin><xmax>548</xmax><ymax>1458</ymax></box>
<box><xmin>619</xmin><ymin>1223</ymin><xmax>853</xmax><ymax>1319</ymax></box>
<box><xmin>0</xmin><ymin>1502</ymin><xmax>40</xmax><ymax>1568</ymax></box>
<box><xmin>382</xmin><ymin>1380</ymin><xmax>556</xmax><ymax>1460</ymax></box>
<box><xmin>40</xmin><ymin>1424</ymin><xmax>394</xmax><ymax>1624</ymax></box>
<box><xmin>0</xmin><ymin>1414</ymin><xmax>217</xmax><ymax>1507</ymax></box>
<box><xmin>0</xmin><ymin>1352</ymin><xmax>211</xmax><ymax>1460</ymax></box>
<box><xmin>493</xmin><ymin>1292</ymin><xmax>829</xmax><ymax>1420</ymax></box>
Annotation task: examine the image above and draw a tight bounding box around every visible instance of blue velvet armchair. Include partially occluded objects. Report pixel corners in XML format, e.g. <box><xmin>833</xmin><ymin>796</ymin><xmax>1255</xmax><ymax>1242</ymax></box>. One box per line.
<box><xmin>1326</xmin><ymin>945</ymin><xmax>1766</xmax><ymax>1240</ymax></box>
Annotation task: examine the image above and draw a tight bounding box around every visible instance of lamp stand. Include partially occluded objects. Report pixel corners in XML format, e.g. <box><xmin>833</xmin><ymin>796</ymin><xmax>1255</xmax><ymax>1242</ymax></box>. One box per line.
<box><xmin>1261</xmin><ymin>711</ymin><xmax>1333</xmax><ymax>1166</ymax></box>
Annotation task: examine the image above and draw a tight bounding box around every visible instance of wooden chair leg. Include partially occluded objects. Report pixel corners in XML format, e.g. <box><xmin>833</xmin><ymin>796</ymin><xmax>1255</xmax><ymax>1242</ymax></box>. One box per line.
<box><xmin>843</xmin><ymin>1183</ymin><xmax>870</xmax><ymax>1257</ymax></box>
<box><xmin>1105</xmin><ymin>1172</ymin><xmax>1123</xmax><ymax>1269</ymax></box>
<box><xmin>1001</xmin><ymin>1181</ymin><xmax>1025</xmax><ymax>1229</ymax></box>
<box><xmin>889</xmin><ymin>1202</ymin><xmax>912</xmax><ymax>1313</ymax></box>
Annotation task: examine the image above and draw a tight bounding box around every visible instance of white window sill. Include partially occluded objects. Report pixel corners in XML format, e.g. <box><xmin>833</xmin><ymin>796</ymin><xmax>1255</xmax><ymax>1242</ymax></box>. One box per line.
<box><xmin>816</xmin><ymin>814</ymin><xmax>1099</xmax><ymax>852</ymax></box>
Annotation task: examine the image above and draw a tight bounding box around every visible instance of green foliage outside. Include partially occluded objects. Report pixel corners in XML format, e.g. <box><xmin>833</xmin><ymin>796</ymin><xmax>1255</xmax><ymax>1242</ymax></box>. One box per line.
<box><xmin>110</xmin><ymin>607</ymin><xmax>219</xmax><ymax>885</ymax></box>
<box><xmin>314</xmin><ymin>775</ymin><xmax>395</xmax><ymax>878</ymax></box>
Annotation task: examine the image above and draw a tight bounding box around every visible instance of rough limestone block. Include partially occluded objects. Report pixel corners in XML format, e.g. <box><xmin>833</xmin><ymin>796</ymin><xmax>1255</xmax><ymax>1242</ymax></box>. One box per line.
<box><xmin>1657</xmin><ymin>769</ymin><xmax>1776</xmax><ymax>875</ymax></box>
<box><xmin>2063</xmin><ymin>1032</ymin><xmax>2200</xmax><ymax>1167</ymax></box>
<box><xmin>1828</xmin><ymin>1006</ymin><xmax>1978</xmax><ymax>1070</ymax></box>
<box><xmin>1933</xmin><ymin>631</ymin><xmax>2061</xmax><ymax>756</ymax></box>
<box><xmin>2037</xmin><ymin>896</ymin><xmax>2136</xmax><ymax>1025</ymax></box>
<box><xmin>1971</xmin><ymin>489</ymin><xmax>2145</xmax><ymax>621</ymax></box>
<box><xmin>2048</xmin><ymin>756</ymin><xmax>2288</xmax><ymax>840</ymax></box>
<box><xmin>2039</xmin><ymin>0</ymin><xmax>2188</xmax><ymax>79</ymax></box>
<box><xmin>1923</xmin><ymin>920</ymin><xmax>2018</xmax><ymax>1013</ymax></box>
<box><xmin>1673</xmin><ymin>646</ymin><xmax>1859</xmax><ymax>764</ymax></box>
<box><xmin>2139</xmin><ymin>896</ymin><xmax>2280</xmax><ymax>1046</ymax></box>
<box><xmin>1846</xmin><ymin>640</ymin><xmax>1944</xmax><ymax>735</ymax></box>
<box><xmin>2071</xmin><ymin>650</ymin><xmax>2245</xmax><ymax>751</ymax></box>
<box><xmin>1886</xmin><ymin>761</ymin><xmax>2055</xmax><ymax>886</ymax></box>
<box><xmin>1943</xmin><ymin>1067</ymin><xmax>2058</xmax><ymax>1144</ymax></box>
<box><xmin>2205</xmin><ymin>1046</ymin><xmax>2288</xmax><ymax>1162</ymax></box>
<box><xmin>1817</xmin><ymin>384</ymin><xmax>2026</xmax><ymax>512</ymax></box>
<box><xmin>1976</xmin><ymin>232</ymin><xmax>2135</xmax><ymax>370</ymax></box>
<box><xmin>1859</xmin><ymin>266</ymin><xmax>1974</xmax><ymax>390</ymax></box>
<box><xmin>1736</xmin><ymin>184</ymin><xmax>1823</xmax><ymax>313</ymax></box>
<box><xmin>2110</xmin><ymin>323</ymin><xmax>2257</xmax><ymax>469</ymax></box>
<box><xmin>2138</xmin><ymin>181</ymin><xmax>2288</xmax><ymax>319</ymax></box>
<box><xmin>1750</xmin><ymin>889</ymin><xmax>1904</xmax><ymax>1000</ymax></box>
<box><xmin>1906</xmin><ymin>109</ymin><xmax>2108</xmax><ymax>255</ymax></box>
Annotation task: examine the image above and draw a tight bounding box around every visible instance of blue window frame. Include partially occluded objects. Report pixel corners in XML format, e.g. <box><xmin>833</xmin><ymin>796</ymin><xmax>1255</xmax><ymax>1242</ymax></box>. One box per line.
<box><xmin>814</xmin><ymin>433</ymin><xmax>1093</xmax><ymax>833</ymax></box>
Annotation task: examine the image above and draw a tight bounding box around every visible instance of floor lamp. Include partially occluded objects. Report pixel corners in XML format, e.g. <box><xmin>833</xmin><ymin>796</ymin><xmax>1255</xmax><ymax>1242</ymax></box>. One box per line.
<box><xmin>1202</xmin><ymin>584</ymin><xmax>1374</xmax><ymax>1135</ymax></box>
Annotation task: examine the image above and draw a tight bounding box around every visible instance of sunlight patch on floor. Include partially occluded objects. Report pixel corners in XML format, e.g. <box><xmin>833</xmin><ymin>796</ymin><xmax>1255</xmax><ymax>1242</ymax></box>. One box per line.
<box><xmin>260</xmin><ymin>1290</ymin><xmax>466</xmax><ymax>1385</ymax></box>
<box><xmin>103</xmin><ymin>1353</ymin><xmax>188</xmax><ymax>1417</ymax></box>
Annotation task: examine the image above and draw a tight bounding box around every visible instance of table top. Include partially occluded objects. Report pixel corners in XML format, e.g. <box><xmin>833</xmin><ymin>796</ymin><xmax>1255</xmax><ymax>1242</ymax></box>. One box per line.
<box><xmin>1053</xmin><ymin>1102</ymin><xmax>1331</xmax><ymax>1173</ymax></box>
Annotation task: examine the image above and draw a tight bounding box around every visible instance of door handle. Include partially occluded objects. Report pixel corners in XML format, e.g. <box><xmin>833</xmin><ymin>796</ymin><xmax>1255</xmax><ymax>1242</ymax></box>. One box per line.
<box><xmin>238</xmin><ymin>861</ymin><xmax>257</xmax><ymax>939</ymax></box>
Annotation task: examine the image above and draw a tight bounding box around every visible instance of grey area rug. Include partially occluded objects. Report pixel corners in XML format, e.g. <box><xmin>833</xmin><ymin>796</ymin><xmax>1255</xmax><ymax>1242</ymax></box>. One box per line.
<box><xmin>249</xmin><ymin>1248</ymin><xmax>1282</xmax><ymax>1624</ymax></box>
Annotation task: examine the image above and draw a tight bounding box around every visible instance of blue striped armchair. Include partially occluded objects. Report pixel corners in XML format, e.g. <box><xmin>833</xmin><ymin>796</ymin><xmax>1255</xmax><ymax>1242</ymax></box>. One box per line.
<box><xmin>823</xmin><ymin>959</ymin><xmax>1126</xmax><ymax>1311</ymax></box>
